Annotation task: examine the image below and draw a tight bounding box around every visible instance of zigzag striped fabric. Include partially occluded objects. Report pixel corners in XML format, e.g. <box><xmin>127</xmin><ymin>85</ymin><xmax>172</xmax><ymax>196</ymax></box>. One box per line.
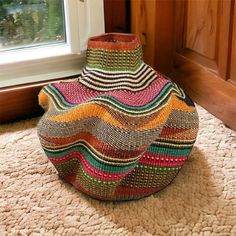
<box><xmin>37</xmin><ymin>33</ymin><xmax>199</xmax><ymax>201</ymax></box>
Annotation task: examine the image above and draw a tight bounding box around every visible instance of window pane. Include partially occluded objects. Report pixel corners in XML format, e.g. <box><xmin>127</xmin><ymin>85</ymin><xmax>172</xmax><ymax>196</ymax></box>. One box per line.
<box><xmin>0</xmin><ymin>0</ymin><xmax>66</xmax><ymax>51</ymax></box>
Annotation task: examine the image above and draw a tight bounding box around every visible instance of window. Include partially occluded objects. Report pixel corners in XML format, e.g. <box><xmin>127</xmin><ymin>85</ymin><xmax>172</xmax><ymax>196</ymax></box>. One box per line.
<box><xmin>0</xmin><ymin>0</ymin><xmax>66</xmax><ymax>51</ymax></box>
<box><xmin>0</xmin><ymin>0</ymin><xmax>105</xmax><ymax>88</ymax></box>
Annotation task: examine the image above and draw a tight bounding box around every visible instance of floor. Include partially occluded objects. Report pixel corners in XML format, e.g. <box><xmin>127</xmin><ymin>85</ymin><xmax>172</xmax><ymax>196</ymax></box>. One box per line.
<box><xmin>0</xmin><ymin>106</ymin><xmax>235</xmax><ymax>236</ymax></box>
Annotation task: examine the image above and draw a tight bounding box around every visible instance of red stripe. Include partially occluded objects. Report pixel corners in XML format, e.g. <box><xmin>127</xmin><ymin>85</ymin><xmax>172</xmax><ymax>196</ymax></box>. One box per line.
<box><xmin>114</xmin><ymin>186</ymin><xmax>160</xmax><ymax>197</ymax></box>
<box><xmin>139</xmin><ymin>153</ymin><xmax>187</xmax><ymax>166</ymax></box>
<box><xmin>41</xmin><ymin>132</ymin><xmax>143</xmax><ymax>159</ymax></box>
<box><xmin>49</xmin><ymin>152</ymin><xmax>132</xmax><ymax>181</ymax></box>
<box><xmin>160</xmin><ymin>127</ymin><xmax>189</xmax><ymax>135</ymax></box>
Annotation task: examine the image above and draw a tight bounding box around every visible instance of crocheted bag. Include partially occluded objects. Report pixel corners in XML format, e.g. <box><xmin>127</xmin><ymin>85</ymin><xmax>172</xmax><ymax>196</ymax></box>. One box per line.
<box><xmin>37</xmin><ymin>33</ymin><xmax>199</xmax><ymax>201</ymax></box>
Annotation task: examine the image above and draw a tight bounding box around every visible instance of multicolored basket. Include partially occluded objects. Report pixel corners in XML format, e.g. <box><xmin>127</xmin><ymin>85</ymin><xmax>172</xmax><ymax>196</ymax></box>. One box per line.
<box><xmin>37</xmin><ymin>33</ymin><xmax>199</xmax><ymax>201</ymax></box>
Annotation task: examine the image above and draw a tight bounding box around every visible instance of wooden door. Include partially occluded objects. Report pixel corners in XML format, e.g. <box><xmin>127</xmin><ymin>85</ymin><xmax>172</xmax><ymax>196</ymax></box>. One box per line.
<box><xmin>131</xmin><ymin>0</ymin><xmax>236</xmax><ymax>130</ymax></box>
<box><xmin>175</xmin><ymin>0</ymin><xmax>231</xmax><ymax>79</ymax></box>
<box><xmin>104</xmin><ymin>0</ymin><xmax>131</xmax><ymax>33</ymax></box>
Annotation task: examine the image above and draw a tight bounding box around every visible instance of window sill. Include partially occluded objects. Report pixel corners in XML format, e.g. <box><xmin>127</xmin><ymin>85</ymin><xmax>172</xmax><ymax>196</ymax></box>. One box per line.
<box><xmin>0</xmin><ymin>44</ymin><xmax>73</xmax><ymax>65</ymax></box>
<box><xmin>0</xmin><ymin>51</ymin><xmax>86</xmax><ymax>88</ymax></box>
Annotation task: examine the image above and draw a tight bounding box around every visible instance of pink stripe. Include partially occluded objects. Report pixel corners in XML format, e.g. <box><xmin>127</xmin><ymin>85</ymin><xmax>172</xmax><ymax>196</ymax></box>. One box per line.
<box><xmin>49</xmin><ymin>151</ymin><xmax>132</xmax><ymax>181</ymax></box>
<box><xmin>53</xmin><ymin>75</ymin><xmax>170</xmax><ymax>107</ymax></box>
<box><xmin>139</xmin><ymin>153</ymin><xmax>187</xmax><ymax>167</ymax></box>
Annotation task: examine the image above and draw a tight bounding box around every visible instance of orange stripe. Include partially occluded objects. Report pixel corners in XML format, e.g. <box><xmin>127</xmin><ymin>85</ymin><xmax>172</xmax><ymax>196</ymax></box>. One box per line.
<box><xmin>160</xmin><ymin>127</ymin><xmax>197</xmax><ymax>140</ymax></box>
<box><xmin>172</xmin><ymin>96</ymin><xmax>195</xmax><ymax>111</ymax></box>
<box><xmin>49</xmin><ymin>102</ymin><xmax>172</xmax><ymax>130</ymax></box>
<box><xmin>38</xmin><ymin>91</ymin><xmax>49</xmax><ymax>109</ymax></box>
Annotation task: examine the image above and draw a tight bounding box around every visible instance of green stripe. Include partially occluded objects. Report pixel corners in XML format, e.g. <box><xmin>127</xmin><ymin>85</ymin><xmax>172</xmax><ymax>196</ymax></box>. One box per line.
<box><xmin>42</xmin><ymin>87</ymin><xmax>65</xmax><ymax>109</ymax></box>
<box><xmin>90</xmin><ymin>82</ymin><xmax>173</xmax><ymax>111</ymax></box>
<box><xmin>45</xmin><ymin>146</ymin><xmax>137</xmax><ymax>174</ymax></box>
<box><xmin>45</xmin><ymin>141</ymin><xmax>135</xmax><ymax>164</ymax></box>
<box><xmin>45</xmin><ymin>77</ymin><xmax>184</xmax><ymax>117</ymax></box>
<box><xmin>87</xmin><ymin>62</ymin><xmax>142</xmax><ymax>72</ymax></box>
<box><xmin>147</xmin><ymin>145</ymin><xmax>192</xmax><ymax>156</ymax></box>
<box><xmin>48</xmin><ymin>85</ymin><xmax>75</xmax><ymax>107</ymax></box>
<box><xmin>45</xmin><ymin>82</ymin><xmax>174</xmax><ymax>115</ymax></box>
<box><xmin>48</xmin><ymin>82</ymin><xmax>172</xmax><ymax>111</ymax></box>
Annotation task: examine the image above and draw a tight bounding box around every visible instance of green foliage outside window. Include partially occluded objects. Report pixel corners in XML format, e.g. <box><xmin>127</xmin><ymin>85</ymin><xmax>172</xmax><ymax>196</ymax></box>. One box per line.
<box><xmin>0</xmin><ymin>0</ymin><xmax>65</xmax><ymax>50</ymax></box>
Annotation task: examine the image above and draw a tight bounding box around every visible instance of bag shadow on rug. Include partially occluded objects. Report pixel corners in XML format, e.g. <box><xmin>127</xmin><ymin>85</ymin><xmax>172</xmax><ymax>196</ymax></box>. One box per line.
<box><xmin>84</xmin><ymin>147</ymin><xmax>222</xmax><ymax>235</ymax></box>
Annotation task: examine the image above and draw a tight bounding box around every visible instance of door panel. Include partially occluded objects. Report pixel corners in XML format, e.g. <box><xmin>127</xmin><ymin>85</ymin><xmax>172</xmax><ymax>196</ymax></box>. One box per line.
<box><xmin>176</xmin><ymin>0</ymin><xmax>232</xmax><ymax>79</ymax></box>
<box><xmin>185</xmin><ymin>0</ymin><xmax>218</xmax><ymax>60</ymax></box>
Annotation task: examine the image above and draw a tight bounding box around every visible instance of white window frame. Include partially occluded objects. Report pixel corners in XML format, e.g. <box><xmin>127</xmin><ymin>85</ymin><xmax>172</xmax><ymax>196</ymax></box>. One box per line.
<box><xmin>0</xmin><ymin>0</ymin><xmax>105</xmax><ymax>88</ymax></box>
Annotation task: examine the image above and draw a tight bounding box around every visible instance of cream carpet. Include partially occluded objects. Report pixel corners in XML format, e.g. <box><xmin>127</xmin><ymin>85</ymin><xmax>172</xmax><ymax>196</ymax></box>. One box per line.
<box><xmin>0</xmin><ymin>106</ymin><xmax>235</xmax><ymax>236</ymax></box>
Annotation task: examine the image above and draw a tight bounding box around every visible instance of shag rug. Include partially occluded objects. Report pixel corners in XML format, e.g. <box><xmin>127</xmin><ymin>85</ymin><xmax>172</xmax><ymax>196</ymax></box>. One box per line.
<box><xmin>0</xmin><ymin>106</ymin><xmax>235</xmax><ymax>236</ymax></box>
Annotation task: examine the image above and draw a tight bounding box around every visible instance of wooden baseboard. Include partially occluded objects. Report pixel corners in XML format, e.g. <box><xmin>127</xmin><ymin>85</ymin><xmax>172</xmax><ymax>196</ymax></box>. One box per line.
<box><xmin>171</xmin><ymin>53</ymin><xmax>236</xmax><ymax>131</ymax></box>
<box><xmin>0</xmin><ymin>77</ymin><xmax>77</xmax><ymax>124</ymax></box>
